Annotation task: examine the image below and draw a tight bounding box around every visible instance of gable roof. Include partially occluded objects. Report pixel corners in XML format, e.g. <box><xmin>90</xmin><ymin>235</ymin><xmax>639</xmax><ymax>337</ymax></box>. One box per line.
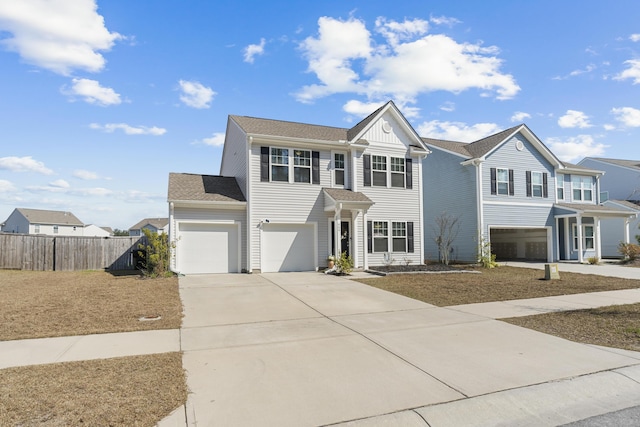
<box><xmin>581</xmin><ymin>157</ymin><xmax>640</xmax><ymax>171</ymax></box>
<box><xmin>229</xmin><ymin>100</ymin><xmax>429</xmax><ymax>152</ymax></box>
<box><xmin>168</xmin><ymin>173</ymin><xmax>246</xmax><ymax>204</ymax></box>
<box><xmin>15</xmin><ymin>208</ymin><xmax>84</xmax><ymax>226</ymax></box>
<box><xmin>129</xmin><ymin>217</ymin><xmax>169</xmax><ymax>231</ymax></box>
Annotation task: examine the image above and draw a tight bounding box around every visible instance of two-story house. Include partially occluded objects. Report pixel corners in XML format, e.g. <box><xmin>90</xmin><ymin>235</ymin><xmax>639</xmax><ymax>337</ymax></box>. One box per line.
<box><xmin>1</xmin><ymin>208</ymin><xmax>84</xmax><ymax>235</ymax></box>
<box><xmin>168</xmin><ymin>101</ymin><xmax>430</xmax><ymax>274</ymax></box>
<box><xmin>423</xmin><ymin>125</ymin><xmax>636</xmax><ymax>263</ymax></box>
<box><xmin>128</xmin><ymin>218</ymin><xmax>169</xmax><ymax>237</ymax></box>
<box><xmin>577</xmin><ymin>157</ymin><xmax>640</xmax><ymax>256</ymax></box>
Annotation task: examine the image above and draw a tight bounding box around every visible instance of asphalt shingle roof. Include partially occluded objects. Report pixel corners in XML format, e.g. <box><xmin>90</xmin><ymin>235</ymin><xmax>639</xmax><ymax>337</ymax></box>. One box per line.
<box><xmin>129</xmin><ymin>217</ymin><xmax>169</xmax><ymax>231</ymax></box>
<box><xmin>168</xmin><ymin>173</ymin><xmax>246</xmax><ymax>203</ymax></box>
<box><xmin>586</xmin><ymin>158</ymin><xmax>640</xmax><ymax>170</ymax></box>
<box><xmin>16</xmin><ymin>208</ymin><xmax>84</xmax><ymax>226</ymax></box>
<box><xmin>323</xmin><ymin>188</ymin><xmax>373</xmax><ymax>203</ymax></box>
<box><xmin>422</xmin><ymin>125</ymin><xmax>522</xmax><ymax>159</ymax></box>
<box><xmin>230</xmin><ymin>115</ymin><xmax>347</xmax><ymax>142</ymax></box>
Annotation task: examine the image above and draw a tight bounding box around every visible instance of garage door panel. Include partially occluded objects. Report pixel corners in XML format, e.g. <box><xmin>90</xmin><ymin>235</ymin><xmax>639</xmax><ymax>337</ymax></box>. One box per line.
<box><xmin>178</xmin><ymin>223</ymin><xmax>239</xmax><ymax>274</ymax></box>
<box><xmin>490</xmin><ymin>228</ymin><xmax>547</xmax><ymax>261</ymax></box>
<box><xmin>262</xmin><ymin>224</ymin><xmax>315</xmax><ymax>272</ymax></box>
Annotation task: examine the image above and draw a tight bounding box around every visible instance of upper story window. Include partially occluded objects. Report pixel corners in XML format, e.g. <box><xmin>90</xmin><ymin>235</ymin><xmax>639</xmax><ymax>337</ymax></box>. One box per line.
<box><xmin>363</xmin><ymin>154</ymin><xmax>413</xmax><ymax>189</ymax></box>
<box><xmin>372</xmin><ymin>155</ymin><xmax>387</xmax><ymax>186</ymax></box>
<box><xmin>293</xmin><ymin>150</ymin><xmax>311</xmax><ymax>183</ymax></box>
<box><xmin>53</xmin><ymin>225</ymin><xmax>59</xmax><ymax>234</ymax></box>
<box><xmin>260</xmin><ymin>146</ymin><xmax>320</xmax><ymax>184</ymax></box>
<box><xmin>34</xmin><ymin>224</ymin><xmax>40</xmax><ymax>233</ymax></box>
<box><xmin>497</xmin><ymin>168</ymin><xmax>509</xmax><ymax>195</ymax></box>
<box><xmin>526</xmin><ymin>171</ymin><xmax>548</xmax><ymax>198</ymax></box>
<box><xmin>270</xmin><ymin>148</ymin><xmax>289</xmax><ymax>182</ymax></box>
<box><xmin>390</xmin><ymin>157</ymin><xmax>405</xmax><ymax>188</ymax></box>
<box><xmin>572</xmin><ymin>176</ymin><xmax>593</xmax><ymax>201</ymax></box>
<box><xmin>557</xmin><ymin>174</ymin><xmax>565</xmax><ymax>200</ymax></box>
<box><xmin>334</xmin><ymin>153</ymin><xmax>345</xmax><ymax>186</ymax></box>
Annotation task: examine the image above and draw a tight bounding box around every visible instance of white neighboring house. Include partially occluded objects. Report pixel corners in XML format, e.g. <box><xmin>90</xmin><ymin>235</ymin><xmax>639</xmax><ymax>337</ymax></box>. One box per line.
<box><xmin>168</xmin><ymin>101</ymin><xmax>430</xmax><ymax>274</ymax></box>
<box><xmin>1</xmin><ymin>208</ymin><xmax>84</xmax><ymax>236</ymax></box>
<box><xmin>84</xmin><ymin>224</ymin><xmax>113</xmax><ymax>237</ymax></box>
<box><xmin>129</xmin><ymin>218</ymin><xmax>169</xmax><ymax>236</ymax></box>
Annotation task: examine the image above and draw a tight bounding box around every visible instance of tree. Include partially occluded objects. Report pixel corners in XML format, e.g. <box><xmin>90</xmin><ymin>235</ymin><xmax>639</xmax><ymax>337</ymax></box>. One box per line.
<box><xmin>432</xmin><ymin>212</ymin><xmax>461</xmax><ymax>265</ymax></box>
<box><xmin>113</xmin><ymin>228</ymin><xmax>129</xmax><ymax>236</ymax></box>
<box><xmin>137</xmin><ymin>228</ymin><xmax>172</xmax><ymax>277</ymax></box>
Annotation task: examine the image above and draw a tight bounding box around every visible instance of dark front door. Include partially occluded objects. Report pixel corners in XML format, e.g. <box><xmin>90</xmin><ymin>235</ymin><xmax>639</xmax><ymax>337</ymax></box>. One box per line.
<box><xmin>331</xmin><ymin>221</ymin><xmax>350</xmax><ymax>258</ymax></box>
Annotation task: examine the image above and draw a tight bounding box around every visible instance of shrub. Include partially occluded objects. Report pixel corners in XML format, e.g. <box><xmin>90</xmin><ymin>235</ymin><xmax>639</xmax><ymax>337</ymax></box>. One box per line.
<box><xmin>478</xmin><ymin>237</ymin><xmax>499</xmax><ymax>269</ymax></box>
<box><xmin>137</xmin><ymin>229</ymin><xmax>173</xmax><ymax>277</ymax></box>
<box><xmin>586</xmin><ymin>256</ymin><xmax>599</xmax><ymax>265</ymax></box>
<box><xmin>335</xmin><ymin>251</ymin><xmax>353</xmax><ymax>274</ymax></box>
<box><xmin>618</xmin><ymin>242</ymin><xmax>640</xmax><ymax>261</ymax></box>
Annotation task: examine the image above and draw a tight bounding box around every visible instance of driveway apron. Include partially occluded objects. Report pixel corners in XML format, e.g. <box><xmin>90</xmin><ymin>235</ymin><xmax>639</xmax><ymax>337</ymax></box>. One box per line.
<box><xmin>178</xmin><ymin>272</ymin><xmax>640</xmax><ymax>426</ymax></box>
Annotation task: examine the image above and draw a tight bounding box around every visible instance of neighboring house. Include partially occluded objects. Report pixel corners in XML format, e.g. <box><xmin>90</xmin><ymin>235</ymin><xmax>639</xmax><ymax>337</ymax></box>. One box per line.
<box><xmin>599</xmin><ymin>200</ymin><xmax>640</xmax><ymax>257</ymax></box>
<box><xmin>84</xmin><ymin>224</ymin><xmax>113</xmax><ymax>237</ymax></box>
<box><xmin>423</xmin><ymin>125</ymin><xmax>636</xmax><ymax>263</ymax></box>
<box><xmin>1</xmin><ymin>208</ymin><xmax>84</xmax><ymax>236</ymax></box>
<box><xmin>129</xmin><ymin>218</ymin><xmax>169</xmax><ymax>236</ymax></box>
<box><xmin>577</xmin><ymin>157</ymin><xmax>640</xmax><ymax>256</ymax></box>
<box><xmin>168</xmin><ymin>101</ymin><xmax>430</xmax><ymax>274</ymax></box>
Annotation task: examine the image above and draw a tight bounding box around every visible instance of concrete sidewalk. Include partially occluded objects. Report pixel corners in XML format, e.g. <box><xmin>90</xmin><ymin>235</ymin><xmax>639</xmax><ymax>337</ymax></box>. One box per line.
<box><xmin>507</xmin><ymin>260</ymin><xmax>640</xmax><ymax>280</ymax></box>
<box><xmin>172</xmin><ymin>272</ymin><xmax>640</xmax><ymax>427</ymax></box>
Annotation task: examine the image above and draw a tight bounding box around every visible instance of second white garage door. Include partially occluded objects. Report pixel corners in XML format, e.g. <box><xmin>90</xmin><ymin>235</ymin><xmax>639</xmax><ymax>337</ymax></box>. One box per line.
<box><xmin>262</xmin><ymin>223</ymin><xmax>316</xmax><ymax>272</ymax></box>
<box><xmin>178</xmin><ymin>222</ymin><xmax>240</xmax><ymax>274</ymax></box>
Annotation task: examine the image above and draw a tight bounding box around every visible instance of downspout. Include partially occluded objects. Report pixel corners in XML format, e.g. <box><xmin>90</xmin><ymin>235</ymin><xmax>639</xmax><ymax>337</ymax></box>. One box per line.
<box><xmin>246</xmin><ymin>135</ymin><xmax>253</xmax><ymax>273</ymax></box>
<box><xmin>474</xmin><ymin>159</ymin><xmax>485</xmax><ymax>254</ymax></box>
<box><xmin>169</xmin><ymin>202</ymin><xmax>177</xmax><ymax>273</ymax></box>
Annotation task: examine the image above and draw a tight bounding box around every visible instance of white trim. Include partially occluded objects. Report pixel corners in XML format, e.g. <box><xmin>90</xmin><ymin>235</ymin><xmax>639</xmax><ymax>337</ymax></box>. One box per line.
<box><xmin>259</xmin><ymin>221</ymin><xmax>318</xmax><ymax>272</ymax></box>
<box><xmin>247</xmin><ymin>135</ymin><xmax>253</xmax><ymax>273</ymax></box>
<box><xmin>331</xmin><ymin>150</ymin><xmax>347</xmax><ymax>188</ymax></box>
<box><xmin>174</xmin><ymin>220</ymin><xmax>242</xmax><ymax>274</ymax></box>
<box><xmin>475</xmin><ymin>160</ymin><xmax>484</xmax><ymax>245</ymax></box>
<box><xmin>328</xmin><ymin>217</ymin><xmax>352</xmax><ymax>260</ymax></box>
<box><xmin>496</xmin><ymin>167</ymin><xmax>510</xmax><ymax>195</ymax></box>
<box><xmin>529</xmin><ymin>170</ymin><xmax>544</xmax><ymax>198</ymax></box>
<box><xmin>483</xmin><ymin>201</ymin><xmax>554</xmax><ymax>207</ymax></box>
<box><xmin>556</xmin><ymin>173</ymin><xmax>565</xmax><ymax>202</ymax></box>
<box><xmin>418</xmin><ymin>158</ymin><xmax>425</xmax><ymax>264</ymax></box>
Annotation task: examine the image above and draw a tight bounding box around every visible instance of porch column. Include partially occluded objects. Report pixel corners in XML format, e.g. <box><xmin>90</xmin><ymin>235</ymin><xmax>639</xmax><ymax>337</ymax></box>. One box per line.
<box><xmin>624</xmin><ymin>217</ymin><xmax>631</xmax><ymax>244</ymax></box>
<box><xmin>334</xmin><ymin>204</ymin><xmax>342</xmax><ymax>259</ymax></box>
<box><xmin>576</xmin><ymin>215</ymin><xmax>583</xmax><ymax>263</ymax></box>
<box><xmin>564</xmin><ymin>217</ymin><xmax>570</xmax><ymax>261</ymax></box>
<box><xmin>554</xmin><ymin>218</ymin><xmax>560</xmax><ymax>262</ymax></box>
<box><xmin>363</xmin><ymin>210</ymin><xmax>368</xmax><ymax>270</ymax></box>
<box><xmin>351</xmin><ymin>210</ymin><xmax>359</xmax><ymax>269</ymax></box>
<box><xmin>594</xmin><ymin>216</ymin><xmax>601</xmax><ymax>260</ymax></box>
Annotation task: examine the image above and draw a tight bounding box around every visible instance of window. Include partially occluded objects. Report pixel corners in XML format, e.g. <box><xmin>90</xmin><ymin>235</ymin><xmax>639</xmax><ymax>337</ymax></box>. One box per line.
<box><xmin>497</xmin><ymin>168</ymin><xmax>509</xmax><ymax>195</ymax></box>
<box><xmin>392</xmin><ymin>222</ymin><xmax>407</xmax><ymax>252</ymax></box>
<box><xmin>572</xmin><ymin>224</ymin><xmax>595</xmax><ymax>250</ymax></box>
<box><xmin>372</xmin><ymin>221</ymin><xmax>388</xmax><ymax>252</ymax></box>
<box><xmin>293</xmin><ymin>149</ymin><xmax>311</xmax><ymax>183</ymax></box>
<box><xmin>334</xmin><ymin>153</ymin><xmax>345</xmax><ymax>186</ymax></box>
<box><xmin>53</xmin><ymin>225</ymin><xmax>59</xmax><ymax>234</ymax></box>
<box><xmin>390</xmin><ymin>157</ymin><xmax>405</xmax><ymax>188</ymax></box>
<box><xmin>572</xmin><ymin>176</ymin><xmax>593</xmax><ymax>201</ymax></box>
<box><xmin>372</xmin><ymin>155</ymin><xmax>387</xmax><ymax>186</ymax></box>
<box><xmin>270</xmin><ymin>148</ymin><xmax>289</xmax><ymax>182</ymax></box>
<box><xmin>557</xmin><ymin>174</ymin><xmax>564</xmax><ymax>200</ymax></box>
<box><xmin>34</xmin><ymin>224</ymin><xmax>40</xmax><ymax>233</ymax></box>
<box><xmin>531</xmin><ymin>172</ymin><xmax>543</xmax><ymax>197</ymax></box>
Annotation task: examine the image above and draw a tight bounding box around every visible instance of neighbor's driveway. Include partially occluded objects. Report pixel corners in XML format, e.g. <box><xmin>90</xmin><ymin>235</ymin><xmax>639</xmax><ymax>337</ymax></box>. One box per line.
<box><xmin>178</xmin><ymin>272</ymin><xmax>640</xmax><ymax>426</ymax></box>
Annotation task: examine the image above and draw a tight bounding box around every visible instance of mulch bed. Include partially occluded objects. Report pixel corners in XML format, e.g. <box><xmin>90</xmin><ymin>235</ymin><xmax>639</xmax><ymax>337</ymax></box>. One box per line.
<box><xmin>368</xmin><ymin>263</ymin><xmax>472</xmax><ymax>274</ymax></box>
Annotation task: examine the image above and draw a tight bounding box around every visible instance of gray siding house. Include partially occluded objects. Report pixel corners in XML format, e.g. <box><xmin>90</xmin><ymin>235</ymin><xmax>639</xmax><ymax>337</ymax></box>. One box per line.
<box><xmin>168</xmin><ymin>101</ymin><xmax>430</xmax><ymax>274</ymax></box>
<box><xmin>423</xmin><ymin>125</ymin><xmax>636</xmax><ymax>263</ymax></box>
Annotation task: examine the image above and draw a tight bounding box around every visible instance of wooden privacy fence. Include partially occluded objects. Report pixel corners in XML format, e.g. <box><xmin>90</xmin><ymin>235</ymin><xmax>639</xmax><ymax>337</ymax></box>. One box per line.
<box><xmin>0</xmin><ymin>234</ymin><xmax>148</xmax><ymax>271</ymax></box>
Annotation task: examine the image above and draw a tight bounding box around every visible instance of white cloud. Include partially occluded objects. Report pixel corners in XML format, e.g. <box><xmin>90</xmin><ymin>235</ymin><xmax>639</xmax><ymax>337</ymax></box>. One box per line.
<box><xmin>552</xmin><ymin>64</ymin><xmax>596</xmax><ymax>80</ymax></box>
<box><xmin>0</xmin><ymin>0</ymin><xmax>122</xmax><ymax>75</ymax></box>
<box><xmin>630</xmin><ymin>34</ymin><xmax>640</xmax><ymax>42</ymax></box>
<box><xmin>511</xmin><ymin>111</ymin><xmax>531</xmax><ymax>122</ymax></box>
<box><xmin>429</xmin><ymin>15</ymin><xmax>461</xmax><ymax>27</ymax></box>
<box><xmin>614</xmin><ymin>59</ymin><xmax>640</xmax><ymax>84</ymax></box>
<box><xmin>547</xmin><ymin>135</ymin><xmax>607</xmax><ymax>162</ymax></box>
<box><xmin>439</xmin><ymin>101</ymin><xmax>455</xmax><ymax>112</ymax></box>
<box><xmin>295</xmin><ymin>16</ymin><xmax>519</xmax><ymax>111</ymax></box>
<box><xmin>49</xmin><ymin>179</ymin><xmax>69</xmax><ymax>188</ymax></box>
<box><xmin>194</xmin><ymin>132</ymin><xmax>225</xmax><ymax>147</ymax></box>
<box><xmin>0</xmin><ymin>156</ymin><xmax>53</xmax><ymax>174</ymax></box>
<box><xmin>558</xmin><ymin>110</ymin><xmax>592</xmax><ymax>128</ymax></box>
<box><xmin>603</xmin><ymin>124</ymin><xmax>616</xmax><ymax>131</ymax></box>
<box><xmin>611</xmin><ymin>107</ymin><xmax>640</xmax><ymax>127</ymax></box>
<box><xmin>73</xmin><ymin>169</ymin><xmax>99</xmax><ymax>180</ymax></box>
<box><xmin>178</xmin><ymin>79</ymin><xmax>215</xmax><ymax>109</ymax></box>
<box><xmin>343</xmin><ymin>99</ymin><xmax>385</xmax><ymax>116</ymax></box>
<box><xmin>243</xmin><ymin>38</ymin><xmax>266</xmax><ymax>63</ymax></box>
<box><xmin>26</xmin><ymin>184</ymin><xmax>113</xmax><ymax>196</ymax></box>
<box><xmin>62</xmin><ymin>78</ymin><xmax>121</xmax><ymax>106</ymax></box>
<box><xmin>89</xmin><ymin>123</ymin><xmax>166</xmax><ymax>136</ymax></box>
<box><xmin>0</xmin><ymin>179</ymin><xmax>16</xmax><ymax>192</ymax></box>
<box><xmin>417</xmin><ymin>120</ymin><xmax>501</xmax><ymax>142</ymax></box>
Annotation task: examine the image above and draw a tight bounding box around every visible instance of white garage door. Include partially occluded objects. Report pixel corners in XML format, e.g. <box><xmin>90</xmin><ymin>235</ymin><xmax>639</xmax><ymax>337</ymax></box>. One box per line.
<box><xmin>262</xmin><ymin>224</ymin><xmax>315</xmax><ymax>272</ymax></box>
<box><xmin>178</xmin><ymin>223</ymin><xmax>239</xmax><ymax>274</ymax></box>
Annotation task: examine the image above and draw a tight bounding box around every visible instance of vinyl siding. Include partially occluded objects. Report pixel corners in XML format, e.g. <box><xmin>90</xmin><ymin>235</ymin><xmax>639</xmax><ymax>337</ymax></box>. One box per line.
<box><xmin>220</xmin><ymin>118</ymin><xmax>249</xmax><ymax>197</ymax></box>
<box><xmin>173</xmin><ymin>206</ymin><xmax>247</xmax><ymax>271</ymax></box>
<box><xmin>422</xmin><ymin>148</ymin><xmax>478</xmax><ymax>262</ymax></box>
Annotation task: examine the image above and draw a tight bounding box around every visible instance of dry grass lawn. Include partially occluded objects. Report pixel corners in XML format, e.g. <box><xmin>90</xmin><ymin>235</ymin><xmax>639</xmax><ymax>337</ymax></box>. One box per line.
<box><xmin>359</xmin><ymin>266</ymin><xmax>640</xmax><ymax>352</ymax></box>
<box><xmin>0</xmin><ymin>269</ymin><xmax>186</xmax><ymax>426</ymax></box>
<box><xmin>357</xmin><ymin>266</ymin><xmax>640</xmax><ymax>307</ymax></box>
<box><xmin>0</xmin><ymin>352</ymin><xmax>187</xmax><ymax>427</ymax></box>
<box><xmin>0</xmin><ymin>270</ymin><xmax>182</xmax><ymax>341</ymax></box>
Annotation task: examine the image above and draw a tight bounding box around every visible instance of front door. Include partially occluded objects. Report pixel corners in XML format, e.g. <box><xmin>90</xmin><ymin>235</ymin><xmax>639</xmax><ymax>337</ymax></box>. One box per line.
<box><xmin>331</xmin><ymin>221</ymin><xmax>350</xmax><ymax>258</ymax></box>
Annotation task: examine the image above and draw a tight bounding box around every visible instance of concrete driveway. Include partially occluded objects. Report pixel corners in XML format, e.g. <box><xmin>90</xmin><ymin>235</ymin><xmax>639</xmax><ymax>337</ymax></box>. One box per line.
<box><xmin>177</xmin><ymin>272</ymin><xmax>640</xmax><ymax>426</ymax></box>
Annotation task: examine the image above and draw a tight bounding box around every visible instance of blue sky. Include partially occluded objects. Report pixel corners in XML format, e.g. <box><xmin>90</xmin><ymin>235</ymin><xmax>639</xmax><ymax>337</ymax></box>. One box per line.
<box><xmin>1</xmin><ymin>0</ymin><xmax>639</xmax><ymax>230</ymax></box>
